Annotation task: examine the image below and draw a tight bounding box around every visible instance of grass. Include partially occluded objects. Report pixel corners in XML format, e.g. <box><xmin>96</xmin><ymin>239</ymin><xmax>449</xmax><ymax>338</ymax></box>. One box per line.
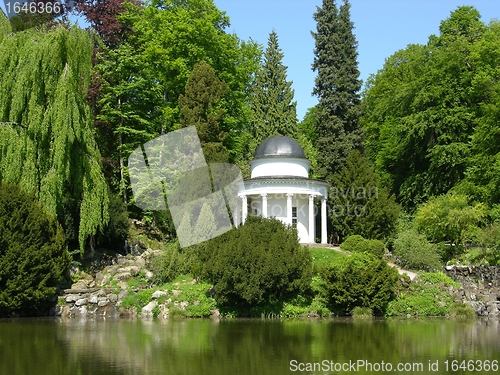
<box><xmin>450</xmin><ymin>302</ymin><xmax>476</xmax><ymax>320</ymax></box>
<box><xmin>449</xmin><ymin>246</ymin><xmax>500</xmax><ymax>266</ymax></box>
<box><xmin>120</xmin><ymin>274</ymin><xmax>216</xmax><ymax>318</ymax></box>
<box><xmin>386</xmin><ymin>272</ymin><xmax>459</xmax><ymax>317</ymax></box>
<box><xmin>309</xmin><ymin>247</ymin><xmax>347</xmax><ymax>271</ymax></box>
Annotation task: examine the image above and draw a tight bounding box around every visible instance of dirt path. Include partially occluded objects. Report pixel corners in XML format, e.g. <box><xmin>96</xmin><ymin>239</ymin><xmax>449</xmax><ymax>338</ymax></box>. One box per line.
<box><xmin>387</xmin><ymin>262</ymin><xmax>418</xmax><ymax>281</ymax></box>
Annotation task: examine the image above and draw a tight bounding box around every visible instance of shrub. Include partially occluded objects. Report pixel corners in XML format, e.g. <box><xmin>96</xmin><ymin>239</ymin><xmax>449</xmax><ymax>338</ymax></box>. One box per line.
<box><xmin>450</xmin><ymin>303</ymin><xmax>476</xmax><ymax>319</ymax></box>
<box><xmin>0</xmin><ymin>183</ymin><xmax>70</xmax><ymax>316</ymax></box>
<box><xmin>393</xmin><ymin>229</ymin><xmax>442</xmax><ymax>271</ymax></box>
<box><xmin>351</xmin><ymin>306</ymin><xmax>373</xmax><ymax>319</ymax></box>
<box><xmin>98</xmin><ymin>192</ymin><xmax>129</xmax><ymax>251</ymax></box>
<box><xmin>120</xmin><ymin>289</ymin><xmax>154</xmax><ymax>314</ymax></box>
<box><xmin>340</xmin><ymin>235</ymin><xmax>385</xmax><ymax>258</ymax></box>
<box><xmin>320</xmin><ymin>252</ymin><xmax>399</xmax><ymax>316</ymax></box>
<box><xmin>149</xmin><ymin>241</ymin><xmax>185</xmax><ymax>284</ymax></box>
<box><xmin>200</xmin><ymin>216</ymin><xmax>312</xmax><ymax>311</ymax></box>
<box><xmin>386</xmin><ymin>272</ymin><xmax>457</xmax><ymax>317</ymax></box>
<box><xmin>414</xmin><ymin>194</ymin><xmax>485</xmax><ymax>249</ymax></box>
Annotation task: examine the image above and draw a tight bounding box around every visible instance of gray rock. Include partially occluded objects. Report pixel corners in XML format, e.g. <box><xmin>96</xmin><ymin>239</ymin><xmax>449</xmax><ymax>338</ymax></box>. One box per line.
<box><xmin>172</xmin><ymin>289</ymin><xmax>182</xmax><ymax>297</ymax></box>
<box><xmin>77</xmin><ymin>306</ymin><xmax>87</xmax><ymax>316</ymax></box>
<box><xmin>98</xmin><ymin>300</ymin><xmax>108</xmax><ymax>307</ymax></box>
<box><xmin>121</xmin><ymin>266</ymin><xmax>140</xmax><ymax>276</ymax></box>
<box><xmin>75</xmin><ymin>298</ymin><xmax>88</xmax><ymax>306</ymax></box>
<box><xmin>65</xmin><ymin>294</ymin><xmax>80</xmax><ymax>303</ymax></box>
<box><xmin>89</xmin><ymin>295</ymin><xmax>99</xmax><ymax>304</ymax></box>
<box><xmin>114</xmin><ymin>272</ymin><xmax>132</xmax><ymax>281</ymax></box>
<box><xmin>152</xmin><ymin>290</ymin><xmax>167</xmax><ymax>299</ymax></box>
<box><xmin>100</xmin><ymin>274</ymin><xmax>112</xmax><ymax>286</ymax></box>
<box><xmin>141</xmin><ymin>301</ymin><xmax>158</xmax><ymax>318</ymax></box>
<box><xmin>107</xmin><ymin>294</ymin><xmax>118</xmax><ymax>303</ymax></box>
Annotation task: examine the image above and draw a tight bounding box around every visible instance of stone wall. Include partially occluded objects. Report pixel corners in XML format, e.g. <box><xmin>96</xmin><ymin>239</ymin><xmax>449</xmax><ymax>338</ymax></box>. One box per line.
<box><xmin>444</xmin><ymin>265</ymin><xmax>500</xmax><ymax>317</ymax></box>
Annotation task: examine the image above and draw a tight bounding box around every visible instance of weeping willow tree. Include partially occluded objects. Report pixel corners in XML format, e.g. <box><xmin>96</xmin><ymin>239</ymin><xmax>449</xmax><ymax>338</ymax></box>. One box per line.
<box><xmin>0</xmin><ymin>18</ymin><xmax>109</xmax><ymax>253</ymax></box>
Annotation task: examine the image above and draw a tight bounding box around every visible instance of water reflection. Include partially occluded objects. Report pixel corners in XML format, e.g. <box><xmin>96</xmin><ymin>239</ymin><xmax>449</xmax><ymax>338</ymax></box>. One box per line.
<box><xmin>0</xmin><ymin>318</ymin><xmax>499</xmax><ymax>375</ymax></box>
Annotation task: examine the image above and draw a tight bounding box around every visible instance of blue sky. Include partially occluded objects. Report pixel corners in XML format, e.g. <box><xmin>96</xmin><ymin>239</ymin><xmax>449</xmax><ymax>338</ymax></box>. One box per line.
<box><xmin>2</xmin><ymin>0</ymin><xmax>499</xmax><ymax>121</ymax></box>
<box><xmin>213</xmin><ymin>0</ymin><xmax>500</xmax><ymax>121</ymax></box>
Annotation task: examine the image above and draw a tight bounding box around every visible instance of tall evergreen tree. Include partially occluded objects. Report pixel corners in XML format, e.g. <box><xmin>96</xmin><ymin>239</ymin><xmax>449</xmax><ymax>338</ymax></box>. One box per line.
<box><xmin>311</xmin><ymin>0</ymin><xmax>362</xmax><ymax>180</ymax></box>
<box><xmin>251</xmin><ymin>30</ymin><xmax>298</xmax><ymax>140</ymax></box>
<box><xmin>178</xmin><ymin>60</ymin><xmax>228</xmax><ymax>163</ymax></box>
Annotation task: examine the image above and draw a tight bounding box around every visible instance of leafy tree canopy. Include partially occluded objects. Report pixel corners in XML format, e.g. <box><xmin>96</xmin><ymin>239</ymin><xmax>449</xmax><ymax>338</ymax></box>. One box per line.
<box><xmin>362</xmin><ymin>6</ymin><xmax>500</xmax><ymax>210</ymax></box>
<box><xmin>0</xmin><ymin>23</ymin><xmax>109</xmax><ymax>252</ymax></box>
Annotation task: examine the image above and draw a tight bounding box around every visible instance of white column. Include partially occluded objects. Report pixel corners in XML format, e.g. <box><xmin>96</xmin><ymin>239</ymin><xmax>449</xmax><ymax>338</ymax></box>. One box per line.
<box><xmin>261</xmin><ymin>193</ymin><xmax>268</xmax><ymax>218</ymax></box>
<box><xmin>309</xmin><ymin>194</ymin><xmax>315</xmax><ymax>243</ymax></box>
<box><xmin>321</xmin><ymin>197</ymin><xmax>327</xmax><ymax>244</ymax></box>
<box><xmin>234</xmin><ymin>205</ymin><xmax>239</xmax><ymax>228</ymax></box>
<box><xmin>286</xmin><ymin>193</ymin><xmax>293</xmax><ymax>226</ymax></box>
<box><xmin>242</xmin><ymin>195</ymin><xmax>248</xmax><ymax>224</ymax></box>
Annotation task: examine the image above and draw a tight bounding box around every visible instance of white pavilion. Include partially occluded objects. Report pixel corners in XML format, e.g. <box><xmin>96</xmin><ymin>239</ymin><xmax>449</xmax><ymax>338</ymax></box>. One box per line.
<box><xmin>237</xmin><ymin>135</ymin><xmax>329</xmax><ymax>244</ymax></box>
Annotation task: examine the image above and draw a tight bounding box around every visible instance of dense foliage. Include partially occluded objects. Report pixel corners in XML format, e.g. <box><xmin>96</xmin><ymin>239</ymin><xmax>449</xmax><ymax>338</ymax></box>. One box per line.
<box><xmin>362</xmin><ymin>6</ymin><xmax>500</xmax><ymax>210</ymax></box>
<box><xmin>321</xmin><ymin>252</ymin><xmax>399</xmax><ymax>316</ymax></box>
<box><xmin>0</xmin><ymin>23</ymin><xmax>109</xmax><ymax>253</ymax></box>
<box><xmin>312</xmin><ymin>0</ymin><xmax>362</xmax><ymax>179</ymax></box>
<box><xmin>386</xmin><ymin>273</ymin><xmax>459</xmax><ymax>317</ymax></box>
<box><xmin>199</xmin><ymin>216</ymin><xmax>312</xmax><ymax>311</ymax></box>
<box><xmin>414</xmin><ymin>194</ymin><xmax>485</xmax><ymax>248</ymax></box>
<box><xmin>330</xmin><ymin>150</ymin><xmax>400</xmax><ymax>241</ymax></box>
<box><xmin>392</xmin><ymin>229</ymin><xmax>442</xmax><ymax>271</ymax></box>
<box><xmin>0</xmin><ymin>183</ymin><xmax>70</xmax><ymax>316</ymax></box>
<box><xmin>251</xmin><ymin>30</ymin><xmax>298</xmax><ymax>140</ymax></box>
<box><xmin>339</xmin><ymin>235</ymin><xmax>385</xmax><ymax>259</ymax></box>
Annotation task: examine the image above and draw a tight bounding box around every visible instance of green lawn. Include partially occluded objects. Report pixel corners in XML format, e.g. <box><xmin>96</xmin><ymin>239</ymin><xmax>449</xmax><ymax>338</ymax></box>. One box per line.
<box><xmin>308</xmin><ymin>247</ymin><xmax>347</xmax><ymax>270</ymax></box>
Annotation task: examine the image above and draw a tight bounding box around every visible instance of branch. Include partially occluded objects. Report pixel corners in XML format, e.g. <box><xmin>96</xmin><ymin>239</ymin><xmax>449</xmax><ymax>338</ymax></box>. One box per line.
<box><xmin>0</xmin><ymin>122</ymin><xmax>26</xmax><ymax>129</ymax></box>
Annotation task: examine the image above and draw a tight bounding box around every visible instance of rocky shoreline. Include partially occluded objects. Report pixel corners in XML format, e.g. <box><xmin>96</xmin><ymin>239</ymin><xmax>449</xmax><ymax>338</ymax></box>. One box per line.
<box><xmin>53</xmin><ymin>251</ymin><xmax>500</xmax><ymax>319</ymax></box>
<box><xmin>444</xmin><ymin>265</ymin><xmax>500</xmax><ymax>318</ymax></box>
<box><xmin>55</xmin><ymin>249</ymin><xmax>218</xmax><ymax>319</ymax></box>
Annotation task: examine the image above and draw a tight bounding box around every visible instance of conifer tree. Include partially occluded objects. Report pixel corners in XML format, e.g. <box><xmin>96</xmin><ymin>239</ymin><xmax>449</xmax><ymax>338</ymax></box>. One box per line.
<box><xmin>179</xmin><ymin>60</ymin><xmax>228</xmax><ymax>163</ymax></box>
<box><xmin>311</xmin><ymin>0</ymin><xmax>362</xmax><ymax>180</ymax></box>
<box><xmin>251</xmin><ymin>30</ymin><xmax>298</xmax><ymax>141</ymax></box>
<box><xmin>330</xmin><ymin>150</ymin><xmax>400</xmax><ymax>241</ymax></box>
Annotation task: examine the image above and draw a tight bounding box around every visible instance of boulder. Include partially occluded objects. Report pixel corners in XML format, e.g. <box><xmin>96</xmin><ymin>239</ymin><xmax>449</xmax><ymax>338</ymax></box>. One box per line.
<box><xmin>65</xmin><ymin>294</ymin><xmax>80</xmax><ymax>303</ymax></box>
<box><xmin>152</xmin><ymin>290</ymin><xmax>167</xmax><ymax>299</ymax></box>
<box><xmin>75</xmin><ymin>298</ymin><xmax>88</xmax><ymax>306</ymax></box>
<box><xmin>141</xmin><ymin>301</ymin><xmax>158</xmax><ymax>318</ymax></box>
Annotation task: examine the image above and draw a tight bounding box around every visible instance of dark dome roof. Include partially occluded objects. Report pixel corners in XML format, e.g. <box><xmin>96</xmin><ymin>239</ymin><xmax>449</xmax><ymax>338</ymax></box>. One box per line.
<box><xmin>253</xmin><ymin>136</ymin><xmax>306</xmax><ymax>159</ymax></box>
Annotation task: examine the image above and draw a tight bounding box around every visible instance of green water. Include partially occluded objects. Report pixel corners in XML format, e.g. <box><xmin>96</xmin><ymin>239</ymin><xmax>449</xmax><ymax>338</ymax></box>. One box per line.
<box><xmin>0</xmin><ymin>317</ymin><xmax>499</xmax><ymax>374</ymax></box>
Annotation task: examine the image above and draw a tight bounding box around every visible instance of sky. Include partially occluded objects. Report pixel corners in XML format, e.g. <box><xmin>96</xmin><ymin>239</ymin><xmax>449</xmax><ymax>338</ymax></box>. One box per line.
<box><xmin>2</xmin><ymin>0</ymin><xmax>500</xmax><ymax>121</ymax></box>
<box><xmin>213</xmin><ymin>0</ymin><xmax>500</xmax><ymax>121</ymax></box>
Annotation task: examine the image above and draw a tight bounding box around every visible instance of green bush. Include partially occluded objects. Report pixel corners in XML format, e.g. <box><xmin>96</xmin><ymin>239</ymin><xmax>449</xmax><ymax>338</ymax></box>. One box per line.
<box><xmin>200</xmin><ymin>216</ymin><xmax>312</xmax><ymax>312</ymax></box>
<box><xmin>98</xmin><ymin>192</ymin><xmax>129</xmax><ymax>251</ymax></box>
<box><xmin>0</xmin><ymin>183</ymin><xmax>70</xmax><ymax>316</ymax></box>
<box><xmin>120</xmin><ymin>289</ymin><xmax>154</xmax><ymax>314</ymax></box>
<box><xmin>386</xmin><ymin>272</ymin><xmax>457</xmax><ymax>317</ymax></box>
<box><xmin>414</xmin><ymin>194</ymin><xmax>485</xmax><ymax>250</ymax></box>
<box><xmin>351</xmin><ymin>306</ymin><xmax>373</xmax><ymax>319</ymax></box>
<box><xmin>149</xmin><ymin>241</ymin><xmax>185</xmax><ymax>284</ymax></box>
<box><xmin>340</xmin><ymin>235</ymin><xmax>385</xmax><ymax>258</ymax></box>
<box><xmin>450</xmin><ymin>303</ymin><xmax>476</xmax><ymax>319</ymax></box>
<box><xmin>320</xmin><ymin>252</ymin><xmax>399</xmax><ymax>316</ymax></box>
<box><xmin>393</xmin><ymin>229</ymin><xmax>442</xmax><ymax>271</ymax></box>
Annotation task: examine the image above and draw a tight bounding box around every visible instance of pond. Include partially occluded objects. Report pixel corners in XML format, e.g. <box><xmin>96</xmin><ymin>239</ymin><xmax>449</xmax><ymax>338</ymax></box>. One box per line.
<box><xmin>0</xmin><ymin>317</ymin><xmax>499</xmax><ymax>374</ymax></box>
